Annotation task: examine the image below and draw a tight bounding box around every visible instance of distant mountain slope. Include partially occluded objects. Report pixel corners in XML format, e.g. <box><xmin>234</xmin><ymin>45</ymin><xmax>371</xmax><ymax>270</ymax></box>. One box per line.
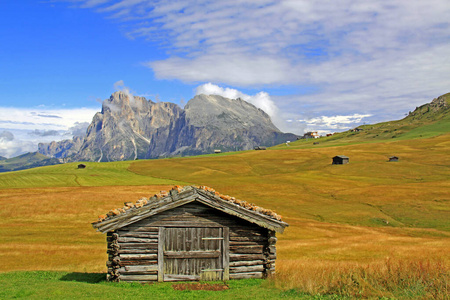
<box><xmin>285</xmin><ymin>92</ymin><xmax>450</xmax><ymax>148</ymax></box>
<box><xmin>39</xmin><ymin>92</ymin><xmax>298</xmax><ymax>162</ymax></box>
<box><xmin>0</xmin><ymin>152</ymin><xmax>61</xmax><ymax>173</ymax></box>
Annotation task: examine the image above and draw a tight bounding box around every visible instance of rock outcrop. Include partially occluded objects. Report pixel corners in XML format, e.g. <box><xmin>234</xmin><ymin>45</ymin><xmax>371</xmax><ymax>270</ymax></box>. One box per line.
<box><xmin>38</xmin><ymin>136</ymin><xmax>83</xmax><ymax>160</ymax></box>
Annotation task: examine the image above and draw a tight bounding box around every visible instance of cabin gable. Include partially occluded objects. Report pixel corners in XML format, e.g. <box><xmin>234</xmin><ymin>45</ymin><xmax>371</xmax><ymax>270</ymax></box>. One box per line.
<box><xmin>99</xmin><ymin>186</ymin><xmax>286</xmax><ymax>282</ymax></box>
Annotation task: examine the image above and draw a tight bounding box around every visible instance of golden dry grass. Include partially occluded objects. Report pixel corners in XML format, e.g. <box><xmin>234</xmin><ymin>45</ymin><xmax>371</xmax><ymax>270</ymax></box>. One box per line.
<box><xmin>0</xmin><ymin>133</ymin><xmax>448</xmax><ymax>297</ymax></box>
<box><xmin>0</xmin><ymin>185</ymin><xmax>174</xmax><ymax>272</ymax></box>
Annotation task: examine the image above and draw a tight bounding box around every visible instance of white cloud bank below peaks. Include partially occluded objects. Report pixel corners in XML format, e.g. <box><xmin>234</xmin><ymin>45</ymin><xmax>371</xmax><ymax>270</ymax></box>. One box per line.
<box><xmin>0</xmin><ymin>107</ymin><xmax>98</xmax><ymax>158</ymax></box>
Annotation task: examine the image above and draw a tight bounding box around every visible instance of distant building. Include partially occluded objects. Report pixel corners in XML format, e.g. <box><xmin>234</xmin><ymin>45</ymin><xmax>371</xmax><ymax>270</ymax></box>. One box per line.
<box><xmin>77</xmin><ymin>164</ymin><xmax>86</xmax><ymax>169</ymax></box>
<box><xmin>332</xmin><ymin>155</ymin><xmax>349</xmax><ymax>165</ymax></box>
<box><xmin>214</xmin><ymin>149</ymin><xmax>222</xmax><ymax>154</ymax></box>
<box><xmin>303</xmin><ymin>131</ymin><xmax>320</xmax><ymax>139</ymax></box>
<box><xmin>352</xmin><ymin>128</ymin><xmax>364</xmax><ymax>132</ymax></box>
<box><xmin>254</xmin><ymin>146</ymin><xmax>267</xmax><ymax>150</ymax></box>
<box><xmin>389</xmin><ymin>156</ymin><xmax>399</xmax><ymax>162</ymax></box>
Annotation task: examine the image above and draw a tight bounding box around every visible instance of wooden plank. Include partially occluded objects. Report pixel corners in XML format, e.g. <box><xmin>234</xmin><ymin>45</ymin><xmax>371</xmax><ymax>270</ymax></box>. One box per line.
<box><xmin>229</xmin><ymin>260</ymin><xmax>264</xmax><ymax>267</ymax></box>
<box><xmin>119</xmin><ymin>274</ymin><xmax>158</xmax><ymax>281</ymax></box>
<box><xmin>230</xmin><ymin>254</ymin><xmax>265</xmax><ymax>261</ymax></box>
<box><xmin>229</xmin><ymin>272</ymin><xmax>264</xmax><ymax>279</ymax></box>
<box><xmin>119</xmin><ymin>231</ymin><xmax>158</xmax><ymax>240</ymax></box>
<box><xmin>269</xmin><ymin>245</ymin><xmax>276</xmax><ymax>254</ymax></box>
<box><xmin>119</xmin><ymin>227</ymin><xmax>159</xmax><ymax>234</ymax></box>
<box><xmin>230</xmin><ymin>245</ymin><xmax>264</xmax><ymax>254</ymax></box>
<box><xmin>119</xmin><ymin>265</ymin><xmax>158</xmax><ymax>273</ymax></box>
<box><xmin>119</xmin><ymin>254</ymin><xmax>157</xmax><ymax>260</ymax></box>
<box><xmin>158</xmin><ymin>227</ymin><xmax>164</xmax><ymax>282</ymax></box>
<box><xmin>223</xmin><ymin>227</ymin><xmax>230</xmax><ymax>281</ymax></box>
<box><xmin>230</xmin><ymin>228</ymin><xmax>264</xmax><ymax>237</ymax></box>
<box><xmin>163</xmin><ymin>250</ymin><xmax>220</xmax><ymax>259</ymax></box>
<box><xmin>119</xmin><ymin>243</ymin><xmax>158</xmax><ymax>249</ymax></box>
<box><xmin>119</xmin><ymin>260</ymin><xmax>157</xmax><ymax>266</ymax></box>
<box><xmin>117</xmin><ymin>237</ymin><xmax>158</xmax><ymax>243</ymax></box>
<box><xmin>118</xmin><ymin>249</ymin><xmax>157</xmax><ymax>254</ymax></box>
<box><xmin>230</xmin><ymin>240</ymin><xmax>265</xmax><ymax>246</ymax></box>
<box><xmin>164</xmin><ymin>274</ymin><xmax>200</xmax><ymax>281</ymax></box>
<box><xmin>230</xmin><ymin>236</ymin><xmax>266</xmax><ymax>242</ymax></box>
<box><xmin>230</xmin><ymin>265</ymin><xmax>264</xmax><ymax>273</ymax></box>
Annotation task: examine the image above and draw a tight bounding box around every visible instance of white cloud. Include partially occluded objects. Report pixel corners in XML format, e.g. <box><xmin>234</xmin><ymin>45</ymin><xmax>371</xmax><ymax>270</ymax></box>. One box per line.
<box><xmin>0</xmin><ymin>107</ymin><xmax>98</xmax><ymax>158</ymax></box>
<box><xmin>298</xmin><ymin>114</ymin><xmax>373</xmax><ymax>132</ymax></box>
<box><xmin>65</xmin><ymin>1</ymin><xmax>450</xmax><ymax>129</ymax></box>
<box><xmin>0</xmin><ymin>107</ymin><xmax>98</xmax><ymax>131</ymax></box>
<box><xmin>0</xmin><ymin>130</ymin><xmax>37</xmax><ymax>158</ymax></box>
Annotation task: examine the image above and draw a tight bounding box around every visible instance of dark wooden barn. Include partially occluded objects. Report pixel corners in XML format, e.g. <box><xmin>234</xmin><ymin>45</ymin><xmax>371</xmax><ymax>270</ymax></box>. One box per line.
<box><xmin>77</xmin><ymin>164</ymin><xmax>86</xmax><ymax>169</ymax></box>
<box><xmin>92</xmin><ymin>186</ymin><xmax>288</xmax><ymax>283</ymax></box>
<box><xmin>389</xmin><ymin>156</ymin><xmax>399</xmax><ymax>162</ymax></box>
<box><xmin>332</xmin><ymin>155</ymin><xmax>349</xmax><ymax>164</ymax></box>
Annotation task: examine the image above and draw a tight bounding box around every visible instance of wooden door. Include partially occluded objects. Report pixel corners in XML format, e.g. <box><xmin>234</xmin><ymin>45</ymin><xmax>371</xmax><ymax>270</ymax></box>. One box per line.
<box><xmin>160</xmin><ymin>227</ymin><xmax>227</xmax><ymax>281</ymax></box>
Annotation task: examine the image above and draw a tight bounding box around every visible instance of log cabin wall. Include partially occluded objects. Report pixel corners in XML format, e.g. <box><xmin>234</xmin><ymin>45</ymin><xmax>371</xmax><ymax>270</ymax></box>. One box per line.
<box><xmin>105</xmin><ymin>202</ymin><xmax>277</xmax><ymax>282</ymax></box>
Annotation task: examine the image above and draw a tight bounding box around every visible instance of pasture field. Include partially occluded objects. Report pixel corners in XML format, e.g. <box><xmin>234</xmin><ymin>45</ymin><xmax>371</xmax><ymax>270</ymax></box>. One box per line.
<box><xmin>0</xmin><ymin>133</ymin><xmax>449</xmax><ymax>298</ymax></box>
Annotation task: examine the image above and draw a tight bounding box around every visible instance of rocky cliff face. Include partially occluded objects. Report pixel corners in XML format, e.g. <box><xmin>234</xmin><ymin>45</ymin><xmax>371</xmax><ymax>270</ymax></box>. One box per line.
<box><xmin>38</xmin><ymin>136</ymin><xmax>83</xmax><ymax>159</ymax></box>
<box><xmin>40</xmin><ymin>92</ymin><xmax>297</xmax><ymax>162</ymax></box>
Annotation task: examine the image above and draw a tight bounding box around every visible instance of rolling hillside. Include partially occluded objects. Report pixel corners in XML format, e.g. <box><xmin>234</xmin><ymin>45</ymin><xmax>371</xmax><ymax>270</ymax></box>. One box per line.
<box><xmin>0</xmin><ymin>152</ymin><xmax>61</xmax><ymax>173</ymax></box>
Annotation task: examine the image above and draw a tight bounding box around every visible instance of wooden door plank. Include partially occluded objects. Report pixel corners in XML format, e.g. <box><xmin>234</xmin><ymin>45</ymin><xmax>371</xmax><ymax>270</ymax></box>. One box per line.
<box><xmin>222</xmin><ymin>227</ymin><xmax>230</xmax><ymax>280</ymax></box>
<box><xmin>158</xmin><ymin>227</ymin><xmax>164</xmax><ymax>282</ymax></box>
<box><xmin>164</xmin><ymin>250</ymin><xmax>220</xmax><ymax>259</ymax></box>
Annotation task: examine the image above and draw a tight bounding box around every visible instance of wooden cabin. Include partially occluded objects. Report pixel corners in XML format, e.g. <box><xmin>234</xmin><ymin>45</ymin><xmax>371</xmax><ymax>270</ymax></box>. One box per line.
<box><xmin>77</xmin><ymin>164</ymin><xmax>86</xmax><ymax>169</ymax></box>
<box><xmin>332</xmin><ymin>155</ymin><xmax>349</xmax><ymax>164</ymax></box>
<box><xmin>92</xmin><ymin>186</ymin><xmax>288</xmax><ymax>283</ymax></box>
<box><xmin>389</xmin><ymin>156</ymin><xmax>399</xmax><ymax>162</ymax></box>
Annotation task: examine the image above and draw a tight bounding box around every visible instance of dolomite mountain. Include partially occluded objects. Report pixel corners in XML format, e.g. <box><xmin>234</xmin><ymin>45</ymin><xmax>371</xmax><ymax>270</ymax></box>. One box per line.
<box><xmin>39</xmin><ymin>92</ymin><xmax>298</xmax><ymax>162</ymax></box>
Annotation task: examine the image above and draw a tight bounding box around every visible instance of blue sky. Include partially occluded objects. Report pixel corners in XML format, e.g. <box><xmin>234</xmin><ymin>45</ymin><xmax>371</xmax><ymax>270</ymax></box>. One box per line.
<box><xmin>0</xmin><ymin>0</ymin><xmax>449</xmax><ymax>157</ymax></box>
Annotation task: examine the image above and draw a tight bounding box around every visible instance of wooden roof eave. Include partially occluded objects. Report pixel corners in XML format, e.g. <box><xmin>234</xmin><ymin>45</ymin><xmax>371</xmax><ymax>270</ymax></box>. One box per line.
<box><xmin>92</xmin><ymin>189</ymin><xmax>197</xmax><ymax>233</ymax></box>
<box><xmin>92</xmin><ymin>187</ymin><xmax>289</xmax><ymax>234</ymax></box>
<box><xmin>195</xmin><ymin>190</ymin><xmax>288</xmax><ymax>233</ymax></box>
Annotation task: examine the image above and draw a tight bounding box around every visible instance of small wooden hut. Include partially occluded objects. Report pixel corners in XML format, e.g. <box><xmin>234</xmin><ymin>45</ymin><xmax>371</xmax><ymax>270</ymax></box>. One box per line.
<box><xmin>332</xmin><ymin>155</ymin><xmax>349</xmax><ymax>164</ymax></box>
<box><xmin>389</xmin><ymin>156</ymin><xmax>399</xmax><ymax>162</ymax></box>
<box><xmin>77</xmin><ymin>164</ymin><xmax>86</xmax><ymax>169</ymax></box>
<box><xmin>92</xmin><ymin>186</ymin><xmax>288</xmax><ymax>283</ymax></box>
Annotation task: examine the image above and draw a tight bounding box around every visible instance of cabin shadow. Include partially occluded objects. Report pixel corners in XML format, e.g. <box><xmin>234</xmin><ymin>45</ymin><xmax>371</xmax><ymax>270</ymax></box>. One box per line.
<box><xmin>60</xmin><ymin>272</ymin><xmax>105</xmax><ymax>284</ymax></box>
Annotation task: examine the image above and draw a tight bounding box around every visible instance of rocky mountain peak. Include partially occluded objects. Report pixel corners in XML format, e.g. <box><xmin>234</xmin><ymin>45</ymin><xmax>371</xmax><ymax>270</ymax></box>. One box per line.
<box><xmin>185</xmin><ymin>94</ymin><xmax>277</xmax><ymax>130</ymax></box>
<box><xmin>102</xmin><ymin>91</ymin><xmax>153</xmax><ymax>115</ymax></box>
<box><xmin>39</xmin><ymin>92</ymin><xmax>298</xmax><ymax>162</ymax></box>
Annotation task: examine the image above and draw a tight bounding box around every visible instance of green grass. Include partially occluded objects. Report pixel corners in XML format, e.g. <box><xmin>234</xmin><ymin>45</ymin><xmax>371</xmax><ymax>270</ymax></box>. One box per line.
<box><xmin>0</xmin><ymin>272</ymin><xmax>336</xmax><ymax>300</ymax></box>
<box><xmin>0</xmin><ymin>161</ymin><xmax>187</xmax><ymax>189</ymax></box>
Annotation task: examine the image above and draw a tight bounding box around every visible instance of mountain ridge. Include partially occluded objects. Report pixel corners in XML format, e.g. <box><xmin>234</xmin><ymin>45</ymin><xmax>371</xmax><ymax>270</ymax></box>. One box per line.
<box><xmin>39</xmin><ymin>92</ymin><xmax>298</xmax><ymax>162</ymax></box>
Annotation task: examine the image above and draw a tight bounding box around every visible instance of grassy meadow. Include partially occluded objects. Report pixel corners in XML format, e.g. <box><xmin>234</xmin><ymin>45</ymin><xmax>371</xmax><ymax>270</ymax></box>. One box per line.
<box><xmin>0</xmin><ymin>132</ymin><xmax>449</xmax><ymax>298</ymax></box>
